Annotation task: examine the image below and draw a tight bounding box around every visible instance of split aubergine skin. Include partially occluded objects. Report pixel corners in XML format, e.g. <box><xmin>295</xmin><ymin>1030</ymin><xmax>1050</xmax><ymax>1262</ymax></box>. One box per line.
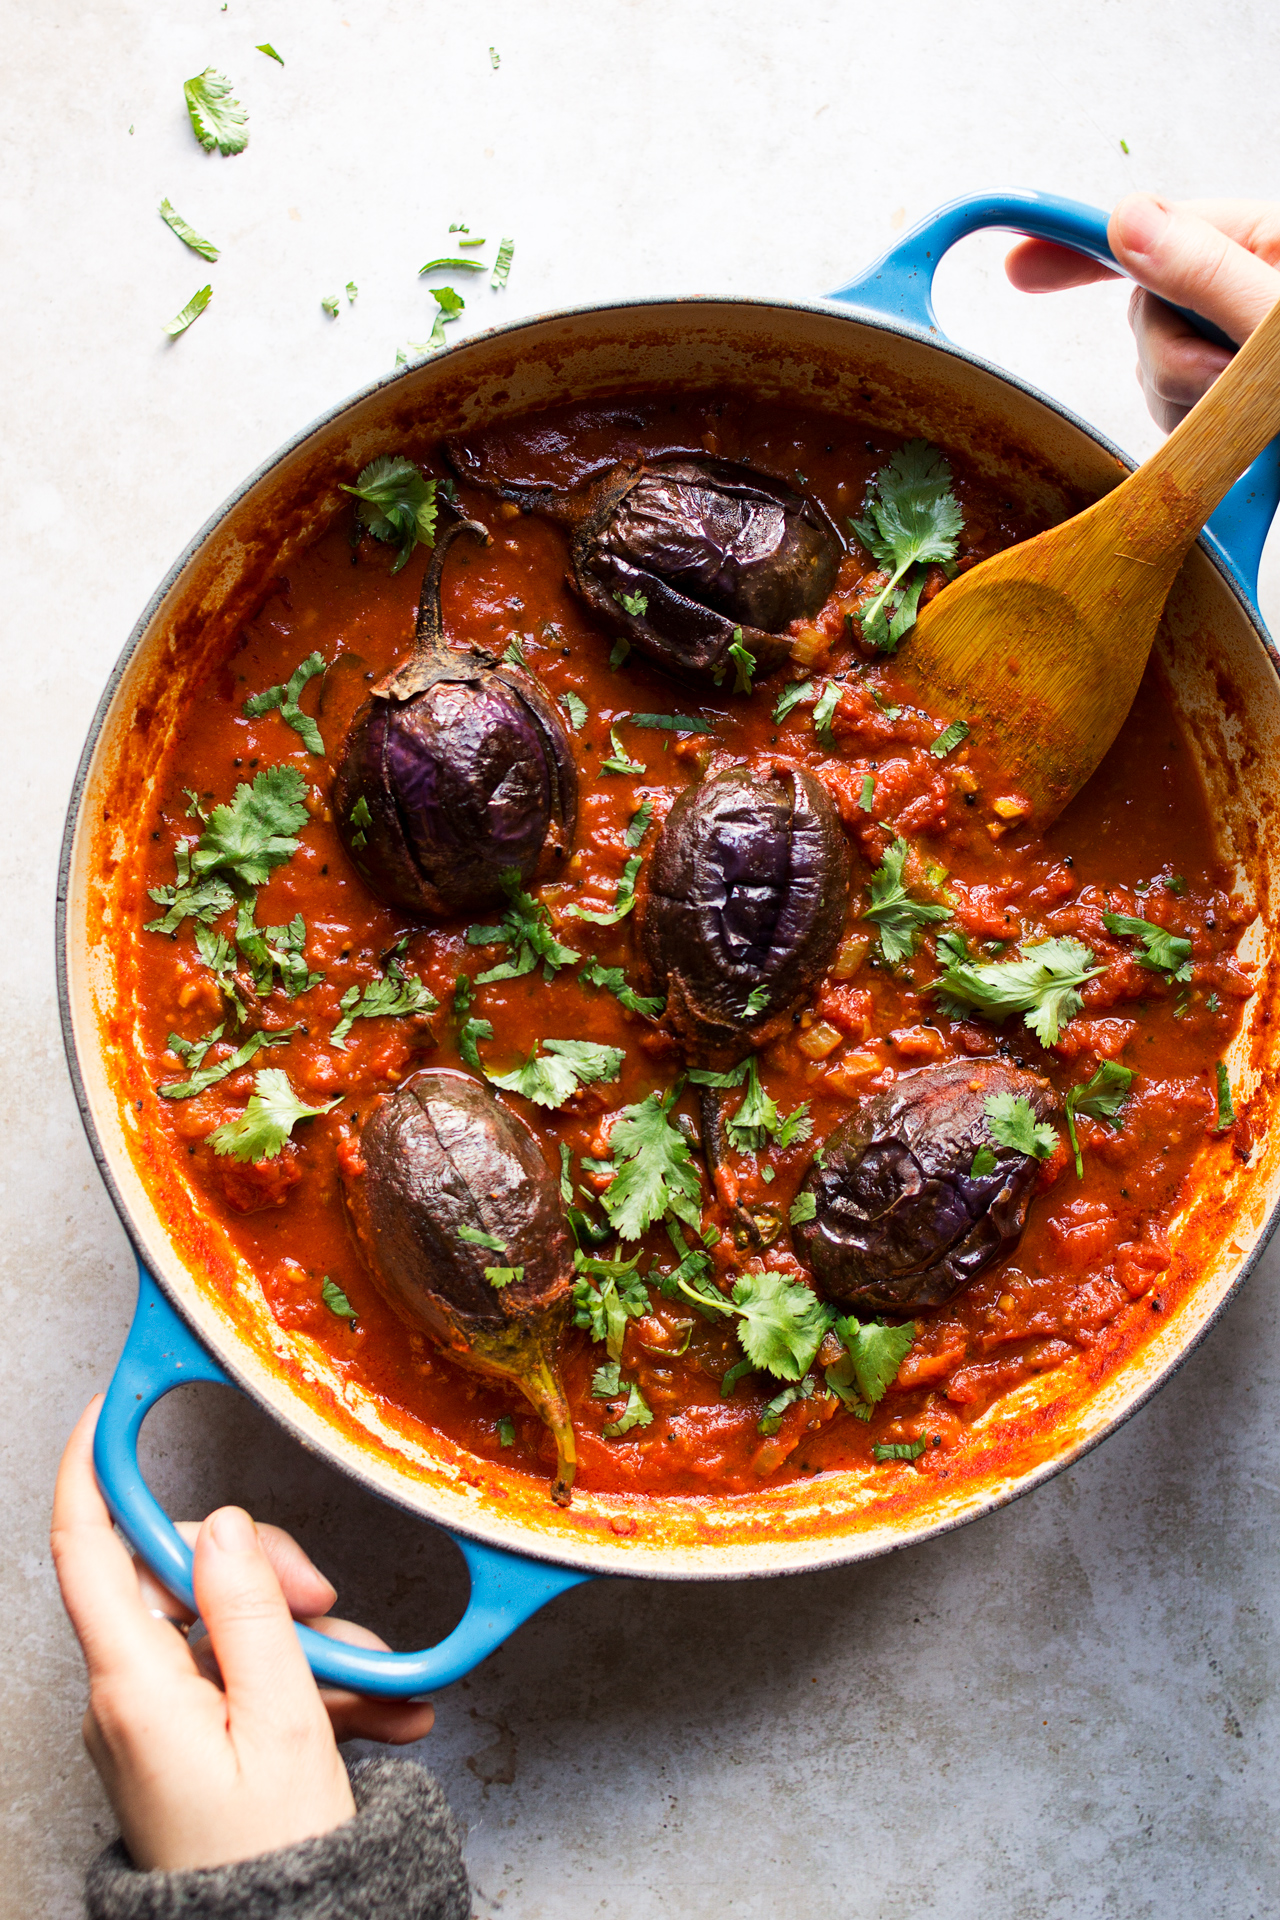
<box><xmin>333</xmin><ymin>519</ymin><xmax>577</xmax><ymax>918</ymax></box>
<box><xmin>637</xmin><ymin>764</ymin><xmax>855</xmax><ymax>1052</ymax></box>
<box><xmin>445</xmin><ymin>442</ymin><xmax>843</xmax><ymax>683</ymax></box>
<box><xmin>342</xmin><ymin>1067</ymin><xmax>578</xmax><ymax>1504</ymax></box>
<box><xmin>792</xmin><ymin>1059</ymin><xmax>1059</xmax><ymax>1314</ymax></box>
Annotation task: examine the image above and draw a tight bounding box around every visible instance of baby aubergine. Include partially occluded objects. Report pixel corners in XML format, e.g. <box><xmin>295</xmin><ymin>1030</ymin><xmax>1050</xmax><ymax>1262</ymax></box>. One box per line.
<box><xmin>342</xmin><ymin>1068</ymin><xmax>578</xmax><ymax>1504</ymax></box>
<box><xmin>333</xmin><ymin>518</ymin><xmax>577</xmax><ymax>917</ymax></box>
<box><xmin>637</xmin><ymin>764</ymin><xmax>855</xmax><ymax>1052</ymax></box>
<box><xmin>792</xmin><ymin>1059</ymin><xmax>1059</xmax><ymax>1314</ymax></box>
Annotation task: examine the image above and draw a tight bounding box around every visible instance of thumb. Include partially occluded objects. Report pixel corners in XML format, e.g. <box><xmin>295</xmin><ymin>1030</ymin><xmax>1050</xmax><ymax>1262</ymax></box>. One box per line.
<box><xmin>192</xmin><ymin>1508</ymin><xmax>329</xmax><ymax>1742</ymax></box>
<box><xmin>1109</xmin><ymin>193</ymin><xmax>1280</xmax><ymax>346</ymax></box>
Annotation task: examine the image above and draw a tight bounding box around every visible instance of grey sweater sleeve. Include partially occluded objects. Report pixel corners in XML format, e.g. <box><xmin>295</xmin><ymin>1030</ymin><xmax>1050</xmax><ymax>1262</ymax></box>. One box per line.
<box><xmin>83</xmin><ymin>1755</ymin><xmax>470</xmax><ymax>1920</ymax></box>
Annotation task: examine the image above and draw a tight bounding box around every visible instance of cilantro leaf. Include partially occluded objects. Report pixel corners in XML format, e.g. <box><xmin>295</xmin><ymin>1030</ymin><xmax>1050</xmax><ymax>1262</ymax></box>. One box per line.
<box><xmin>983</xmin><ymin>1092</ymin><xmax>1059</xmax><ymax>1160</ymax></box>
<box><xmin>427</xmin><ymin>286</ymin><xmax>465</xmax><ymax>350</ymax></box>
<box><xmin>864</xmin><ymin>838</ymin><xmax>951</xmax><ymax>963</ymax></box>
<box><xmin>628</xmin><ymin>713</ymin><xmax>709</xmax><ymax>733</ymax></box>
<box><xmin>728</xmin><ymin>631</ymin><xmax>756</xmax><ymax>694</ymax></box>
<box><xmin>159</xmin><ymin>199</ymin><xmax>219</xmax><ymax>261</ymax></box>
<box><xmin>931</xmin><ymin>719</ymin><xmax>970</xmax><ymax>758</ymax></box>
<box><xmin>466</xmin><ymin>871</ymin><xmax>580</xmax><ymax>983</ymax></box>
<box><xmin>858</xmin><ymin>773</ymin><xmax>876</xmax><ymax>813</ymax></box>
<box><xmin>592</xmin><ymin>1359</ymin><xmax>624</xmax><ymax>1398</ymax></box>
<box><xmin>744</xmin><ymin>986</ymin><xmax>771</xmax><ymax>1019</ymax></box>
<box><xmin>484</xmin><ymin>1265</ymin><xmax>524</xmax><ymax>1290</ymax></box>
<box><xmin>459</xmin><ymin>1224</ymin><xmax>507</xmax><ymax>1253</ymax></box>
<box><xmin>497</xmin><ymin>1414</ymin><xmax>515</xmax><ymax>1447</ymax></box>
<box><xmin>235</xmin><ymin>899</ymin><xmax>323</xmax><ymax>999</ymax></box>
<box><xmin>567</xmin><ymin>855</ymin><xmax>642</xmax><ymax>926</ymax></box>
<box><xmin>321</xmin><ymin>1278</ymin><xmax>357</xmax><ymax>1321</ymax></box>
<box><xmin>1215</xmin><ymin>1060</ymin><xmax>1235</xmax><ymax>1131</ymax></box>
<box><xmin>812</xmin><ymin>680</ymin><xmax>840</xmax><ymax>746</ymax></box>
<box><xmin>935</xmin><ymin>936</ymin><xmax>1102</xmax><ymax>1047</ymax></box>
<box><xmin>601</xmin><ymin>1089</ymin><xmax>703</xmax><ymax>1240</ymax></box>
<box><xmin>257</xmin><ymin>42</ymin><xmax>284</xmax><ymax>64</ymax></box>
<box><xmin>729</xmin><ymin>1272</ymin><xmax>831</xmax><ymax>1381</ymax></box>
<box><xmin>1063</xmin><ymin>1060</ymin><xmax>1134</xmax><ymax>1177</ymax></box>
<box><xmin>559</xmin><ymin>691</ymin><xmax>588</xmax><ymax>731</ymax></box>
<box><xmin>188</xmin><ymin>766</ymin><xmax>310</xmax><ymax>890</ymax></box>
<box><xmin>573</xmin><ymin>1252</ymin><xmax>650</xmax><ymax>1359</ymax></box>
<box><xmin>452</xmin><ymin>973</ymin><xmax>493</xmax><ymax>1068</ymax></box>
<box><xmin>1102</xmin><ymin>912</ymin><xmax>1194</xmax><ymax>982</ymax></box>
<box><xmin>970</xmin><ymin>1146</ymin><xmax>997</xmax><ymax>1176</ymax></box>
<box><xmin>776</xmin><ymin>1103</ymin><xmax>813</xmax><ymax>1149</ymax></box>
<box><xmin>164</xmin><ymin>285</ymin><xmax>213</xmax><ymax>337</ymax></box>
<box><xmin>851</xmin><ymin>441</ymin><xmax>963</xmax><ymax>651</ymax></box>
<box><xmin>721</xmin><ymin>1357</ymin><xmax>757</xmax><ymax>1397</ymax></box>
<box><xmin>341</xmin><ymin>456</ymin><xmax>438</xmax><ymax>574</ymax></box>
<box><xmin>207</xmin><ymin>1067</ymin><xmax>337</xmax><ymax>1161</ymax></box>
<box><xmin>145</xmin><ymin>838</ymin><xmax>235</xmax><ymax>937</ymax></box>
<box><xmin>419</xmin><ymin>257</ymin><xmax>487</xmax><ymax>275</ymax></box>
<box><xmin>604</xmin><ymin>1383</ymin><xmax>653</xmax><ymax>1438</ymax></box>
<box><xmin>774</xmin><ymin>679</ymin><xmax>816</xmax><ymax>724</ymax></box>
<box><xmin>825</xmin><ymin>1314</ymin><xmax>916</xmax><ymax>1414</ymax></box>
<box><xmin>158</xmin><ymin>1025</ymin><xmax>296</xmax><ymax>1100</ymax></box>
<box><xmin>491</xmin><ymin>238</ymin><xmax>514</xmax><ymax>290</ymax></box>
<box><xmin>578</xmin><ymin>957</ymin><xmax>664</xmax><ymax>1019</ymax></box>
<box><xmin>625</xmin><ymin>800</ymin><xmax>654</xmax><ymax>848</ymax></box>
<box><xmin>759</xmin><ymin>1375</ymin><xmax>816</xmax><ymax>1435</ymax></box>
<box><xmin>486</xmin><ymin>1038</ymin><xmax>624</xmax><ymax>1110</ymax></box>
<box><xmin>322</xmin><ymin>296</ymin><xmax>340</xmax><ymax>319</ymax></box>
<box><xmin>613</xmin><ymin>588</ymin><xmax>648</xmax><ymax>618</ymax></box>
<box><xmin>243</xmin><ymin>650</ymin><xmax>326</xmax><ymax>756</ymax></box>
<box><xmin>726</xmin><ymin>1057</ymin><xmax>779</xmax><ymax>1153</ymax></box>
<box><xmin>166</xmin><ymin>1024</ymin><xmax>223</xmax><ymax>1073</ymax></box>
<box><xmin>874</xmin><ymin>1438</ymin><xmax>927</xmax><ymax>1462</ymax></box>
<box><xmin>789</xmin><ymin>1192</ymin><xmax>817</xmax><ymax>1226</ymax></box>
<box><xmin>183</xmin><ymin>69</ymin><xmax>248</xmax><ymax>154</ymax></box>
<box><xmin>600</xmin><ymin>727</ymin><xmax>646</xmax><ymax>776</ymax></box>
<box><xmin>330</xmin><ymin>957</ymin><xmax>437</xmax><ymax>1049</ymax></box>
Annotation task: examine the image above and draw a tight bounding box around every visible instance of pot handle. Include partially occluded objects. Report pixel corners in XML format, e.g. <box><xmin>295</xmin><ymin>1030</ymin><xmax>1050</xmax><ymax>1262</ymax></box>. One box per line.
<box><xmin>93</xmin><ymin>1260</ymin><xmax>593</xmax><ymax>1699</ymax></box>
<box><xmin>828</xmin><ymin>188</ymin><xmax>1280</xmax><ymax>608</ymax></box>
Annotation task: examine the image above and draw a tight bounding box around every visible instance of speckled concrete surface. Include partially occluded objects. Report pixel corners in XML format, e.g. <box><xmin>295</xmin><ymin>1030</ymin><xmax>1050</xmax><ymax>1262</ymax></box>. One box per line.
<box><xmin>5</xmin><ymin>3</ymin><xmax>1280</xmax><ymax>1914</ymax></box>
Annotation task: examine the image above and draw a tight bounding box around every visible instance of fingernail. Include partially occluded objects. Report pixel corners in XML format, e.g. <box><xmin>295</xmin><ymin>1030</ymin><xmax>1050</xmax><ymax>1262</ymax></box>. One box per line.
<box><xmin>210</xmin><ymin>1507</ymin><xmax>258</xmax><ymax>1554</ymax></box>
<box><xmin>1116</xmin><ymin>194</ymin><xmax>1171</xmax><ymax>257</ymax></box>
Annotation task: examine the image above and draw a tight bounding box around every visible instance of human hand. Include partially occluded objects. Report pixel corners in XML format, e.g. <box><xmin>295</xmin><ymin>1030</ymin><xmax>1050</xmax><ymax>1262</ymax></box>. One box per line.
<box><xmin>52</xmin><ymin>1397</ymin><xmax>435</xmax><ymax>1872</ymax></box>
<box><xmin>1005</xmin><ymin>194</ymin><xmax>1280</xmax><ymax>432</ymax></box>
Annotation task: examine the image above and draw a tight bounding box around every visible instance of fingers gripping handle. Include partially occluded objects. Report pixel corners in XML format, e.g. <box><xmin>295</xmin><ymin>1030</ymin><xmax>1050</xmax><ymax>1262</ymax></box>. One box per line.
<box><xmin>828</xmin><ymin>188</ymin><xmax>1279</xmax><ymax>607</ymax></box>
<box><xmin>94</xmin><ymin>1262</ymin><xmax>591</xmax><ymax>1698</ymax></box>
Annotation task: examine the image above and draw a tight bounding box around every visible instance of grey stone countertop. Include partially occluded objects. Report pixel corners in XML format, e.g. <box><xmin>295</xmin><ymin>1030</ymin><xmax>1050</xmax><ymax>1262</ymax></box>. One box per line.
<box><xmin>4</xmin><ymin>2</ymin><xmax>1279</xmax><ymax>1914</ymax></box>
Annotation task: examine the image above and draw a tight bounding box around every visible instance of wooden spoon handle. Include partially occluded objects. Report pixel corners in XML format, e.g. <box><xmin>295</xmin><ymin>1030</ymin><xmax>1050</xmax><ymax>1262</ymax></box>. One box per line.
<box><xmin>1114</xmin><ymin>293</ymin><xmax>1280</xmax><ymax>564</ymax></box>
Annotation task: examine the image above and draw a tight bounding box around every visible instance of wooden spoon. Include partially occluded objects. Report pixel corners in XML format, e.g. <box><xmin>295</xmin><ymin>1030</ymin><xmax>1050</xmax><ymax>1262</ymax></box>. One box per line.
<box><xmin>893</xmin><ymin>293</ymin><xmax>1280</xmax><ymax>830</ymax></box>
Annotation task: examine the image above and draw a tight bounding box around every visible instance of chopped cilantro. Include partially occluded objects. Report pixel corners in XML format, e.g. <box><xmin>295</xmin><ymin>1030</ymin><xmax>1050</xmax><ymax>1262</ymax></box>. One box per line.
<box><xmin>721</xmin><ymin>1357</ymin><xmax>756</xmax><ymax>1398</ymax></box>
<box><xmin>744</xmin><ymin>986</ymin><xmax>771</xmax><ymax>1020</ymax></box>
<box><xmin>427</xmin><ymin>285</ymin><xmax>465</xmax><ymax>348</ymax></box>
<box><xmin>484</xmin><ymin>1265</ymin><xmax>523</xmax><ymax>1290</ymax></box>
<box><xmin>573</xmin><ymin>1252</ymin><xmax>650</xmax><ymax>1359</ymax></box>
<box><xmin>931</xmin><ymin>719</ymin><xmax>970</xmax><ymax>758</ymax></box>
<box><xmin>183</xmin><ymin>69</ymin><xmax>248</xmax><ymax>155</ymax></box>
<box><xmin>812</xmin><ymin>680</ymin><xmax>840</xmax><ymax>746</ymax></box>
<box><xmin>776</xmin><ymin>1103</ymin><xmax>813</xmax><ymax>1149</ymax></box>
<box><xmin>346</xmin><ymin>281</ymin><xmax>358</xmax><ymax>302</ymax></box>
<box><xmin>789</xmin><ymin>1191</ymin><xmax>817</xmax><ymax>1226</ymax></box>
<box><xmin>1215</xmin><ymin>1060</ymin><xmax>1235</xmax><ymax>1131</ymax></box>
<box><xmin>330</xmin><ymin>957</ymin><xmax>437</xmax><ymax>1049</ymax></box>
<box><xmin>609</xmin><ymin>638</ymin><xmax>631</xmax><ymax>670</ymax></box>
<box><xmin>603</xmin><ymin>1383</ymin><xmax>653</xmax><ymax>1438</ymax></box>
<box><xmin>600</xmin><ymin>727</ymin><xmax>646</xmax><ymax>776</ymax></box>
<box><xmin>452</xmin><ymin>974</ymin><xmax>493</xmax><ymax>1069</ymax></box>
<box><xmin>578</xmin><ymin>957</ymin><xmax>664</xmax><ymax>1019</ymax></box>
<box><xmin>774</xmin><ymin>679</ymin><xmax>816</xmax><ymax>724</ymax></box>
<box><xmin>864</xmin><ymin>838</ymin><xmax>951</xmax><ymax>963</ymax></box>
<box><xmin>614</xmin><ymin>589</ymin><xmax>649</xmax><ymax>618</ymax></box>
<box><xmin>825</xmin><ymin>1314</ymin><xmax>915</xmax><ymax>1415</ymax></box>
<box><xmin>145</xmin><ymin>841</ymin><xmax>235</xmax><ymax>937</ymax></box>
<box><xmin>1206</xmin><ymin>991</ymin><xmax>1221</xmax><ymax>1013</ymax></box>
<box><xmin>935</xmin><ymin>935</ymin><xmax>1102</xmax><ymax>1047</ymax></box>
<box><xmin>243</xmin><ymin>650</ymin><xmax>327</xmax><ymax>756</ymax></box>
<box><xmin>235</xmin><ymin>900</ymin><xmax>323</xmax><ymax>999</ymax></box>
<box><xmin>970</xmin><ymin>1146</ymin><xmax>997</xmax><ymax>1177</ymax></box>
<box><xmin>322</xmin><ymin>295</ymin><xmax>340</xmax><ymax>319</ymax></box>
<box><xmin>983</xmin><ymin>1091</ymin><xmax>1059</xmax><ymax>1160</ymax></box>
<box><xmin>501</xmin><ymin>638</ymin><xmax>527</xmax><ymax>670</ymax></box>
<box><xmin>207</xmin><ymin>1068</ymin><xmax>337</xmax><ymax>1161</ymax></box>
<box><xmin>1063</xmin><ymin>1060</ymin><xmax>1133</xmax><ymax>1177</ymax></box>
<box><xmin>726</xmin><ymin>1057</ymin><xmax>779</xmax><ymax>1153</ymax></box>
<box><xmin>193</xmin><ymin>927</ymin><xmax>244</xmax><ymax>1021</ymax></box>
<box><xmin>759</xmin><ymin>1376</ymin><xmax>816</xmax><ymax>1435</ymax></box>
<box><xmin>728</xmin><ymin>631</ymin><xmax>756</xmax><ymax>694</ymax></box>
<box><xmin>625</xmin><ymin>800</ymin><xmax>654</xmax><ymax>848</ymax></box>
<box><xmin>873</xmin><ymin>1438</ymin><xmax>927</xmax><ymax>1462</ymax></box>
<box><xmin>592</xmin><ymin>1359</ymin><xmax>625</xmax><ymax>1398</ymax></box>
<box><xmin>600</xmin><ymin>1089</ymin><xmax>703</xmax><ymax>1240</ymax></box>
<box><xmin>567</xmin><ymin>855</ymin><xmax>642</xmax><ymax>925</ymax></box>
<box><xmin>340</xmin><ymin>456</ymin><xmax>438</xmax><ymax>573</ymax></box>
<box><xmin>489</xmin><ymin>47</ymin><xmax>501</xmax><ymax>67</ymax></box>
<box><xmin>164</xmin><ymin>285</ymin><xmax>213</xmax><ymax>337</ymax></box>
<box><xmin>458</xmin><ymin>1225</ymin><xmax>507</xmax><ymax>1253</ymax></box>
<box><xmin>159</xmin><ymin>1025</ymin><xmax>296</xmax><ymax>1100</ymax></box>
<box><xmin>628</xmin><ymin>713</ymin><xmax>709</xmax><ymax>733</ymax></box>
<box><xmin>419</xmin><ymin>257</ymin><xmax>486</xmax><ymax>275</ymax></box>
<box><xmin>256</xmin><ymin>42</ymin><xmax>284</xmax><ymax>64</ymax></box>
<box><xmin>321</xmin><ymin>1278</ymin><xmax>357</xmax><ymax>1321</ymax></box>
<box><xmin>497</xmin><ymin>1414</ymin><xmax>515</xmax><ymax>1447</ymax></box>
<box><xmin>159</xmin><ymin>199</ymin><xmax>219</xmax><ymax>262</ymax></box>
<box><xmin>191</xmin><ymin>765</ymin><xmax>310</xmax><ymax>890</ymax></box>
<box><xmin>486</xmin><ymin>1038</ymin><xmax>624</xmax><ymax>1110</ymax></box>
<box><xmin>491</xmin><ymin>238</ymin><xmax>514</xmax><ymax>290</ymax></box>
<box><xmin>680</xmin><ymin>1270</ymin><xmax>831</xmax><ymax>1381</ymax></box>
<box><xmin>557</xmin><ymin>1143</ymin><xmax>612</xmax><ymax>1249</ymax></box>
<box><xmin>466</xmin><ymin>870</ymin><xmax>580</xmax><ymax>983</ymax></box>
<box><xmin>858</xmin><ymin>773</ymin><xmax>876</xmax><ymax>813</ymax></box>
<box><xmin>1103</xmin><ymin>912</ymin><xmax>1193</xmax><ymax>982</ymax></box>
<box><xmin>850</xmin><ymin>441</ymin><xmax>963</xmax><ymax>651</ymax></box>
<box><xmin>559</xmin><ymin>690</ymin><xmax>589</xmax><ymax>731</ymax></box>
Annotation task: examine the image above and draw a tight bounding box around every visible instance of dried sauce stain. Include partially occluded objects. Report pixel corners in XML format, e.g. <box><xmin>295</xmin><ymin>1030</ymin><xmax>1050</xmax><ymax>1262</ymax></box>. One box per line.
<box><xmin>105</xmin><ymin>391</ymin><xmax>1254</xmax><ymax>1518</ymax></box>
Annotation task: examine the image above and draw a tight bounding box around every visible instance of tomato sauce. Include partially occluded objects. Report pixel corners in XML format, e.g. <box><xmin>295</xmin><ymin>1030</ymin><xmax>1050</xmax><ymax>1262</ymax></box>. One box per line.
<box><xmin>111</xmin><ymin>395</ymin><xmax>1254</xmax><ymax>1504</ymax></box>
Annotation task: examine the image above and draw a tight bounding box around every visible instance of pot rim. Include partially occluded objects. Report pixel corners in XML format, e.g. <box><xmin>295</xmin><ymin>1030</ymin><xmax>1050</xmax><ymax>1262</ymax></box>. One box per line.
<box><xmin>56</xmin><ymin>288</ymin><xmax>1280</xmax><ymax>1579</ymax></box>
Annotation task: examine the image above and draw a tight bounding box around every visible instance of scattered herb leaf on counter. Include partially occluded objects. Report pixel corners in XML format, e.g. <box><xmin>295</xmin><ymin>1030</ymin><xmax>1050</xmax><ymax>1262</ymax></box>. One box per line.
<box><xmin>183</xmin><ymin>69</ymin><xmax>248</xmax><ymax>155</ymax></box>
<box><xmin>159</xmin><ymin>199</ymin><xmax>219</xmax><ymax>261</ymax></box>
<box><xmin>559</xmin><ymin>691</ymin><xmax>589</xmax><ymax>731</ymax></box>
<box><xmin>346</xmin><ymin>282</ymin><xmax>358</xmax><ymax>302</ymax></box>
<box><xmin>243</xmin><ymin>650</ymin><xmax>327</xmax><ymax>756</ymax></box>
<box><xmin>758</xmin><ymin>1375</ymin><xmax>816</xmax><ymax>1435</ymax></box>
<box><xmin>931</xmin><ymin>719</ymin><xmax>970</xmax><ymax>758</ymax></box>
<box><xmin>850</xmin><ymin>440</ymin><xmax>963</xmax><ymax>651</ymax></box>
<box><xmin>419</xmin><ymin>257</ymin><xmax>487</xmax><ymax>275</ymax></box>
<box><xmin>207</xmin><ymin>1067</ymin><xmax>338</xmax><ymax>1160</ymax></box>
<box><xmin>491</xmin><ymin>238</ymin><xmax>514</xmax><ymax>289</ymax></box>
<box><xmin>486</xmin><ymin>1038</ymin><xmax>625</xmax><ymax>1110</ymax></box>
<box><xmin>1064</xmin><ymin>1060</ymin><xmax>1134</xmax><ymax>1178</ymax></box>
<box><xmin>1215</xmin><ymin>1060</ymin><xmax>1236</xmax><ymax>1132</ymax></box>
<box><xmin>331</xmin><ymin>957</ymin><xmax>437</xmax><ymax>1049</ymax></box>
<box><xmin>158</xmin><ymin>1025</ymin><xmax>297</xmax><ymax>1101</ymax></box>
<box><xmin>935</xmin><ymin>935</ymin><xmax>1102</xmax><ymax>1047</ymax></box>
<box><xmin>321</xmin><ymin>1278</ymin><xmax>357</xmax><ymax>1321</ymax></box>
<box><xmin>1103</xmin><ymin>912</ymin><xmax>1194</xmax><ymax>982</ymax></box>
<box><xmin>600</xmin><ymin>728</ymin><xmax>647</xmax><ymax>776</ymax></box>
<box><xmin>864</xmin><ymin>837</ymin><xmax>952</xmax><ymax>964</ymax></box>
<box><xmin>578</xmin><ymin>957</ymin><xmax>664</xmax><ymax>1019</ymax></box>
<box><xmin>567</xmin><ymin>855</ymin><xmax>642</xmax><ymax>925</ymax></box>
<box><xmin>467</xmin><ymin>871</ymin><xmax>581</xmax><ymax>983</ymax></box>
<box><xmin>812</xmin><ymin>679</ymin><xmax>840</xmax><ymax>746</ymax></box>
<box><xmin>603</xmin><ymin>1383</ymin><xmax>653</xmax><ymax>1438</ymax></box>
<box><xmin>601</xmin><ymin>1089</ymin><xmax>703</xmax><ymax>1240</ymax></box>
<box><xmin>341</xmin><ymin>456</ymin><xmax>438</xmax><ymax>573</ymax></box>
<box><xmin>984</xmin><ymin>1092</ymin><xmax>1059</xmax><ymax>1160</ymax></box>
<box><xmin>256</xmin><ymin>43</ymin><xmax>284</xmax><ymax>64</ymax></box>
<box><xmin>873</xmin><ymin>1438</ymin><xmax>927</xmax><ymax>1462</ymax></box>
<box><xmin>679</xmin><ymin>1270</ymin><xmax>831</xmax><ymax>1381</ymax></box>
<box><xmin>322</xmin><ymin>295</ymin><xmax>340</xmax><ymax>318</ymax></box>
<box><xmin>774</xmin><ymin>679</ymin><xmax>816</xmax><ymax>724</ymax></box>
<box><xmin>164</xmin><ymin>285</ymin><xmax>213</xmax><ymax>337</ymax></box>
<box><xmin>489</xmin><ymin>47</ymin><xmax>501</xmax><ymax>68</ymax></box>
<box><xmin>428</xmin><ymin>286</ymin><xmax>465</xmax><ymax>349</ymax></box>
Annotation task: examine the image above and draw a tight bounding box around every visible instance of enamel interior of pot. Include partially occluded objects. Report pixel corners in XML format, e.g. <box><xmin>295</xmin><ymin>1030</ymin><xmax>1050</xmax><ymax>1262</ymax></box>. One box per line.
<box><xmin>62</xmin><ymin>301</ymin><xmax>1280</xmax><ymax>1577</ymax></box>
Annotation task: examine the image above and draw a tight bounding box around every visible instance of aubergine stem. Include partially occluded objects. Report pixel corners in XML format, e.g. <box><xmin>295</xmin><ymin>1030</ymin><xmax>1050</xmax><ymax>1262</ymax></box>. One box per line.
<box><xmin>414</xmin><ymin>515</ymin><xmax>491</xmax><ymax>662</ymax></box>
<box><xmin>518</xmin><ymin>1347</ymin><xmax>578</xmax><ymax>1506</ymax></box>
<box><xmin>698</xmin><ymin>1083</ymin><xmax>764</xmax><ymax>1251</ymax></box>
